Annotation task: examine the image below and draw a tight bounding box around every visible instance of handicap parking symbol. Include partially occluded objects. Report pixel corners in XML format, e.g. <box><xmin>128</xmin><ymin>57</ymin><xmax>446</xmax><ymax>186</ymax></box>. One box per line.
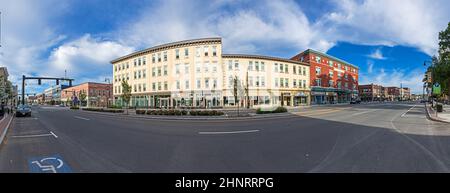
<box><xmin>28</xmin><ymin>155</ymin><xmax>72</xmax><ymax>173</ymax></box>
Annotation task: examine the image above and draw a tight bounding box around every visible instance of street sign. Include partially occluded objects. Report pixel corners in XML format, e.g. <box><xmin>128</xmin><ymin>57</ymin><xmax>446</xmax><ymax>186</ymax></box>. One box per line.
<box><xmin>433</xmin><ymin>83</ymin><xmax>441</xmax><ymax>95</ymax></box>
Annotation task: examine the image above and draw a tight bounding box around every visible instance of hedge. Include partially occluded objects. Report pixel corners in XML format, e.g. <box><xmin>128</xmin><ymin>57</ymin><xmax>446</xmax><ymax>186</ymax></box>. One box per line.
<box><xmin>136</xmin><ymin>109</ymin><xmax>223</xmax><ymax>116</ymax></box>
<box><xmin>82</xmin><ymin>108</ymin><xmax>124</xmax><ymax>113</ymax></box>
<box><xmin>70</xmin><ymin>106</ymin><xmax>80</xmax><ymax>110</ymax></box>
<box><xmin>256</xmin><ymin>106</ymin><xmax>288</xmax><ymax>114</ymax></box>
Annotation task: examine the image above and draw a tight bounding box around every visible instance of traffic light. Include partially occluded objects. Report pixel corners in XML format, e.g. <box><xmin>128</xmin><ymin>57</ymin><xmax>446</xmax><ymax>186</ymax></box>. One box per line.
<box><xmin>56</xmin><ymin>79</ymin><xmax>59</xmax><ymax>85</ymax></box>
<box><xmin>38</xmin><ymin>79</ymin><xmax>41</xmax><ymax>85</ymax></box>
<box><xmin>69</xmin><ymin>80</ymin><xmax>72</xmax><ymax>87</ymax></box>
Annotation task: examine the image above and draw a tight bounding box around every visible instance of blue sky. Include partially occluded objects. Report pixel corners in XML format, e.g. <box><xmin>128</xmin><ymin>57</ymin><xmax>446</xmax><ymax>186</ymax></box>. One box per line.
<box><xmin>0</xmin><ymin>0</ymin><xmax>449</xmax><ymax>94</ymax></box>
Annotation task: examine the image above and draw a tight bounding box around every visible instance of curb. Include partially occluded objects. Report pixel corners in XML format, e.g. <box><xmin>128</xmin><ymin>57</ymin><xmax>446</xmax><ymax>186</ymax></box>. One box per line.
<box><xmin>0</xmin><ymin>114</ymin><xmax>14</xmax><ymax>147</ymax></box>
<box><xmin>424</xmin><ymin>103</ymin><xmax>450</xmax><ymax>124</ymax></box>
<box><xmin>75</xmin><ymin>109</ymin><xmax>298</xmax><ymax>121</ymax></box>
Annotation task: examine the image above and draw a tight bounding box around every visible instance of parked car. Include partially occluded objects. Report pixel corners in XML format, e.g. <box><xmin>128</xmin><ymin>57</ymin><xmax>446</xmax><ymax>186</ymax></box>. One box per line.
<box><xmin>350</xmin><ymin>100</ymin><xmax>361</xmax><ymax>104</ymax></box>
<box><xmin>16</xmin><ymin>104</ymin><xmax>32</xmax><ymax>117</ymax></box>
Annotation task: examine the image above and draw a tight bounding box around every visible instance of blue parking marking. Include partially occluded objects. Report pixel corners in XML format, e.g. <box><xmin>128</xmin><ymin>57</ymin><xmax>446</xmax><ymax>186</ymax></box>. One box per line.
<box><xmin>28</xmin><ymin>154</ymin><xmax>72</xmax><ymax>173</ymax></box>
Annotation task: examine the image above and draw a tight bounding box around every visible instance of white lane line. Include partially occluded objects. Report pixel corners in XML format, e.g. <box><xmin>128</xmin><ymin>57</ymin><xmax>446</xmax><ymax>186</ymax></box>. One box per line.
<box><xmin>401</xmin><ymin>104</ymin><xmax>417</xmax><ymax>117</ymax></box>
<box><xmin>74</xmin><ymin>116</ymin><xmax>90</xmax><ymax>121</ymax></box>
<box><xmin>11</xmin><ymin>133</ymin><xmax>53</xmax><ymax>138</ymax></box>
<box><xmin>351</xmin><ymin>109</ymin><xmax>378</xmax><ymax>116</ymax></box>
<box><xmin>50</xmin><ymin>131</ymin><xmax>58</xmax><ymax>138</ymax></box>
<box><xmin>199</xmin><ymin>129</ymin><xmax>260</xmax><ymax>135</ymax></box>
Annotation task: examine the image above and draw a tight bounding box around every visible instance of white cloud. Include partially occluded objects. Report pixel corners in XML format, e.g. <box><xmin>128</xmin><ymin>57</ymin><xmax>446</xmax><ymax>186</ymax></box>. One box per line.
<box><xmin>49</xmin><ymin>34</ymin><xmax>134</xmax><ymax>77</ymax></box>
<box><xmin>367</xmin><ymin>60</ymin><xmax>374</xmax><ymax>73</ymax></box>
<box><xmin>367</xmin><ymin>48</ymin><xmax>386</xmax><ymax>60</ymax></box>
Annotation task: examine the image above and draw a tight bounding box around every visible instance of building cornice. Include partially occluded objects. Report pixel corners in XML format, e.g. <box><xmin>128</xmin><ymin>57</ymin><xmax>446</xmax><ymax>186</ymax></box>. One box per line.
<box><xmin>299</xmin><ymin>49</ymin><xmax>359</xmax><ymax>69</ymax></box>
<box><xmin>111</xmin><ymin>37</ymin><xmax>222</xmax><ymax>64</ymax></box>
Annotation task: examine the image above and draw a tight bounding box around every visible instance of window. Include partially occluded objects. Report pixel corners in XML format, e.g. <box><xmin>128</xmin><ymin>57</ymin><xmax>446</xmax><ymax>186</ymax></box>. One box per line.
<box><xmin>329</xmin><ymin>71</ymin><xmax>334</xmax><ymax>78</ymax></box>
<box><xmin>345</xmin><ymin>82</ymin><xmax>349</xmax><ymax>89</ymax></box>
<box><xmin>248</xmin><ymin>61</ymin><xmax>253</xmax><ymax>71</ymax></box>
<box><xmin>329</xmin><ymin>60</ymin><xmax>333</xmax><ymax>67</ymax></box>
<box><xmin>143</xmin><ymin>57</ymin><xmax>146</xmax><ymax>65</ymax></box>
<box><xmin>185</xmin><ymin>64</ymin><xmax>189</xmax><ymax>74</ymax></box>
<box><xmin>163</xmin><ymin>52</ymin><xmax>167</xmax><ymax>61</ymax></box>
<box><xmin>337</xmin><ymin>81</ymin><xmax>342</xmax><ymax>88</ymax></box>
<box><xmin>185</xmin><ymin>80</ymin><xmax>189</xmax><ymax>89</ymax></box>
<box><xmin>303</xmin><ymin>67</ymin><xmax>306</xmax><ymax>76</ymax></box>
<box><xmin>126</xmin><ymin>62</ymin><xmax>129</xmax><ymax>69</ymax></box>
<box><xmin>285</xmin><ymin>78</ymin><xmax>289</xmax><ymax>88</ymax></box>
<box><xmin>204</xmin><ymin>46</ymin><xmax>209</xmax><ymax>56</ymax></box>
<box><xmin>293</xmin><ymin>79</ymin><xmax>297</xmax><ymax>87</ymax></box>
<box><xmin>138</xmin><ymin>84</ymin><xmax>142</xmax><ymax>92</ymax></box>
<box><xmin>285</xmin><ymin>64</ymin><xmax>289</xmax><ymax>73</ymax></box>
<box><xmin>212</xmin><ymin>46</ymin><xmax>217</xmax><ymax>56</ymax></box>
<box><xmin>143</xmin><ymin>70</ymin><xmax>146</xmax><ymax>78</ymax></box>
<box><xmin>256</xmin><ymin>76</ymin><xmax>260</xmax><ymax>87</ymax></box>
<box><xmin>157</xmin><ymin>53</ymin><xmax>161</xmax><ymax>62</ymax></box>
<box><xmin>176</xmin><ymin>81</ymin><xmax>180</xmax><ymax>89</ymax></box>
<box><xmin>255</xmin><ymin>61</ymin><xmax>259</xmax><ymax>71</ymax></box>
<box><xmin>280</xmin><ymin>78</ymin><xmax>284</xmax><ymax>88</ymax></box>
<box><xmin>280</xmin><ymin>63</ymin><xmax>283</xmax><ymax>73</ymax></box>
<box><xmin>261</xmin><ymin>76</ymin><xmax>265</xmax><ymax>87</ymax></box>
<box><xmin>196</xmin><ymin>47</ymin><xmax>200</xmax><ymax>57</ymax></box>
<box><xmin>338</xmin><ymin>72</ymin><xmax>342</xmax><ymax>79</ymax></box>
<box><xmin>299</xmin><ymin>80</ymin><xmax>302</xmax><ymax>88</ymax></box>
<box><xmin>303</xmin><ymin>80</ymin><xmax>306</xmax><ymax>88</ymax></box>
<box><xmin>274</xmin><ymin>78</ymin><xmax>279</xmax><ymax>87</ymax></box>
<box><xmin>152</xmin><ymin>67</ymin><xmax>156</xmax><ymax>77</ymax></box>
<box><xmin>329</xmin><ymin>80</ymin><xmax>334</xmax><ymax>87</ymax></box>
<box><xmin>175</xmin><ymin>64</ymin><xmax>180</xmax><ymax>74</ymax></box>
<box><xmin>344</xmin><ymin>73</ymin><xmax>348</xmax><ymax>80</ymax></box>
<box><xmin>152</xmin><ymin>83</ymin><xmax>156</xmax><ymax>91</ymax></box>
<box><xmin>127</xmin><ymin>73</ymin><xmax>129</xmax><ymax>80</ymax></box>
<box><xmin>175</xmin><ymin>49</ymin><xmax>180</xmax><ymax>59</ymax></box>
<box><xmin>158</xmin><ymin>82</ymin><xmax>161</xmax><ymax>90</ymax></box>
<box><xmin>316</xmin><ymin>78</ymin><xmax>321</xmax><ymax>86</ymax></box>
<box><xmin>157</xmin><ymin>67</ymin><xmax>162</xmax><ymax>76</ymax></box>
<box><xmin>315</xmin><ymin>56</ymin><xmax>321</xmax><ymax>63</ymax></box>
<box><xmin>204</xmin><ymin>62</ymin><xmax>209</xmax><ymax>73</ymax></box>
<box><xmin>138</xmin><ymin>58</ymin><xmax>141</xmax><ymax>66</ymax></box>
<box><xmin>138</xmin><ymin>70</ymin><xmax>141</xmax><ymax>79</ymax></box>
<box><xmin>337</xmin><ymin>63</ymin><xmax>341</xmax><ymax>69</ymax></box>
<box><xmin>261</xmin><ymin>62</ymin><xmax>265</xmax><ymax>72</ymax></box>
<box><xmin>143</xmin><ymin>84</ymin><xmax>146</xmax><ymax>91</ymax></box>
<box><xmin>205</xmin><ymin>78</ymin><xmax>210</xmax><ymax>88</ymax></box>
<box><xmin>196</xmin><ymin>79</ymin><xmax>201</xmax><ymax>89</ymax></box>
<box><xmin>134</xmin><ymin>85</ymin><xmax>137</xmax><ymax>92</ymax></box>
<box><xmin>134</xmin><ymin>59</ymin><xmax>137</xmax><ymax>67</ymax></box>
<box><xmin>115</xmin><ymin>65</ymin><xmax>117</xmax><ymax>72</ymax></box>
<box><xmin>184</xmin><ymin>48</ymin><xmax>189</xmax><ymax>57</ymax></box>
<box><xmin>134</xmin><ymin>71</ymin><xmax>137</xmax><ymax>79</ymax></box>
<box><xmin>293</xmin><ymin>66</ymin><xmax>297</xmax><ymax>74</ymax></box>
<box><xmin>152</xmin><ymin>54</ymin><xmax>156</xmax><ymax>63</ymax></box>
<box><xmin>274</xmin><ymin>63</ymin><xmax>278</xmax><ymax>72</ymax></box>
<box><xmin>315</xmin><ymin>67</ymin><xmax>321</xmax><ymax>75</ymax></box>
<box><xmin>234</xmin><ymin>60</ymin><xmax>239</xmax><ymax>70</ymax></box>
<box><xmin>164</xmin><ymin>81</ymin><xmax>168</xmax><ymax>90</ymax></box>
<box><xmin>228</xmin><ymin>60</ymin><xmax>233</xmax><ymax>71</ymax></box>
<box><xmin>212</xmin><ymin>64</ymin><xmax>217</xmax><ymax>73</ymax></box>
<box><xmin>196</xmin><ymin>63</ymin><xmax>201</xmax><ymax>73</ymax></box>
<box><xmin>163</xmin><ymin>65</ymin><xmax>168</xmax><ymax>76</ymax></box>
<box><xmin>213</xmin><ymin>79</ymin><xmax>217</xmax><ymax>89</ymax></box>
<box><xmin>228</xmin><ymin>76</ymin><xmax>233</xmax><ymax>87</ymax></box>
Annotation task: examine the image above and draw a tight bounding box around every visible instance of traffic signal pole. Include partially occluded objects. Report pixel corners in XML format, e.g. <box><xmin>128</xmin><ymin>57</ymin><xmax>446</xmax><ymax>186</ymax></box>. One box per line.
<box><xmin>21</xmin><ymin>75</ymin><xmax>74</xmax><ymax>106</ymax></box>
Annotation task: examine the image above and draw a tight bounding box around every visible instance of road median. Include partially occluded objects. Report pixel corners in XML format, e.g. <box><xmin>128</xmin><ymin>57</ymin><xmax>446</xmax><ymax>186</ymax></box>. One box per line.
<box><xmin>424</xmin><ymin>103</ymin><xmax>450</xmax><ymax>124</ymax></box>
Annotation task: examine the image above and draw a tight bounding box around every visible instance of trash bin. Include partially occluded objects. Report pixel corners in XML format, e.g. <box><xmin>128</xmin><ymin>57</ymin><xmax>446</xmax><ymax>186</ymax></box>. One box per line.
<box><xmin>437</xmin><ymin>103</ymin><xmax>443</xmax><ymax>113</ymax></box>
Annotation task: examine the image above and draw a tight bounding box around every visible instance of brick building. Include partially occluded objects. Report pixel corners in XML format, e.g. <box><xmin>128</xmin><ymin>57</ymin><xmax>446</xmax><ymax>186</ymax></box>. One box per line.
<box><xmin>358</xmin><ymin>84</ymin><xmax>383</xmax><ymax>102</ymax></box>
<box><xmin>291</xmin><ymin>49</ymin><xmax>359</xmax><ymax>104</ymax></box>
<box><xmin>61</xmin><ymin>82</ymin><xmax>113</xmax><ymax>107</ymax></box>
<box><xmin>387</xmin><ymin>87</ymin><xmax>400</xmax><ymax>101</ymax></box>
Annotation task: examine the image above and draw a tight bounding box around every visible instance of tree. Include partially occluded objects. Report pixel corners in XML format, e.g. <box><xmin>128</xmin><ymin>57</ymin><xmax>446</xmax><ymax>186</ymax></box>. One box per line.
<box><xmin>121</xmin><ymin>80</ymin><xmax>132</xmax><ymax>114</ymax></box>
<box><xmin>245</xmin><ymin>71</ymin><xmax>250</xmax><ymax>109</ymax></box>
<box><xmin>79</xmin><ymin>90</ymin><xmax>87</xmax><ymax>107</ymax></box>
<box><xmin>232</xmin><ymin>76</ymin><xmax>239</xmax><ymax>116</ymax></box>
<box><xmin>434</xmin><ymin>22</ymin><xmax>450</xmax><ymax>98</ymax></box>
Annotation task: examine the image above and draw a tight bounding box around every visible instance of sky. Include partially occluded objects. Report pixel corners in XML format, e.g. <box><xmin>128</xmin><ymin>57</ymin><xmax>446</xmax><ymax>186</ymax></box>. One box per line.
<box><xmin>0</xmin><ymin>0</ymin><xmax>449</xmax><ymax>94</ymax></box>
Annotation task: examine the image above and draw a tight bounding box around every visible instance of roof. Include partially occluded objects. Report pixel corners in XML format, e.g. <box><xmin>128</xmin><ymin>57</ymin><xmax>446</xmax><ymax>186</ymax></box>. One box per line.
<box><xmin>111</xmin><ymin>37</ymin><xmax>222</xmax><ymax>63</ymax></box>
<box><xmin>298</xmin><ymin>49</ymin><xmax>359</xmax><ymax>69</ymax></box>
<box><xmin>222</xmin><ymin>54</ymin><xmax>310</xmax><ymax>66</ymax></box>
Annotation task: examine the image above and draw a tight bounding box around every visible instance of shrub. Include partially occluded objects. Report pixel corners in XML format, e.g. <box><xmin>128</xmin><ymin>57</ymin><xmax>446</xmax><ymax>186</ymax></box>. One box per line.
<box><xmin>136</xmin><ymin>109</ymin><xmax>146</xmax><ymax>114</ymax></box>
<box><xmin>70</xmin><ymin>106</ymin><xmax>79</xmax><ymax>110</ymax></box>
<box><xmin>190</xmin><ymin>110</ymin><xmax>197</xmax><ymax>116</ymax></box>
<box><xmin>181</xmin><ymin>110</ymin><xmax>188</xmax><ymax>115</ymax></box>
<box><xmin>256</xmin><ymin>106</ymin><xmax>287</xmax><ymax>114</ymax></box>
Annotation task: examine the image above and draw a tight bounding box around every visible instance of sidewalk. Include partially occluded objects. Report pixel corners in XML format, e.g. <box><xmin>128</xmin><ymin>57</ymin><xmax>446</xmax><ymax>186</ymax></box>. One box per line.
<box><xmin>425</xmin><ymin>103</ymin><xmax>450</xmax><ymax>123</ymax></box>
<box><xmin>0</xmin><ymin>113</ymin><xmax>14</xmax><ymax>146</ymax></box>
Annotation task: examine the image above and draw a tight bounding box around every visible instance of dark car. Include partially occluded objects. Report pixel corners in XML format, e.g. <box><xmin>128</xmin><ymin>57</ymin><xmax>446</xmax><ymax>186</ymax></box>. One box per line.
<box><xmin>16</xmin><ymin>104</ymin><xmax>32</xmax><ymax>117</ymax></box>
<box><xmin>350</xmin><ymin>100</ymin><xmax>361</xmax><ymax>104</ymax></box>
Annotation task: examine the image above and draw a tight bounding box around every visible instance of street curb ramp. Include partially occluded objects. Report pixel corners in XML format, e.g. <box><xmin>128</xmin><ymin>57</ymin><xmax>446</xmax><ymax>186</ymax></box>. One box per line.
<box><xmin>424</xmin><ymin>103</ymin><xmax>450</xmax><ymax>124</ymax></box>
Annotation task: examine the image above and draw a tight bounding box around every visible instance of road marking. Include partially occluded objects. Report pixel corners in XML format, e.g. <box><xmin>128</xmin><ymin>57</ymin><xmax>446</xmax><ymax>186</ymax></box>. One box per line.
<box><xmin>50</xmin><ymin>131</ymin><xmax>58</xmax><ymax>138</ymax></box>
<box><xmin>74</xmin><ymin>116</ymin><xmax>90</xmax><ymax>121</ymax></box>
<box><xmin>28</xmin><ymin>155</ymin><xmax>72</xmax><ymax>173</ymax></box>
<box><xmin>11</xmin><ymin>133</ymin><xmax>53</xmax><ymax>138</ymax></box>
<box><xmin>297</xmin><ymin>109</ymin><xmax>342</xmax><ymax>117</ymax></box>
<box><xmin>401</xmin><ymin>104</ymin><xmax>417</xmax><ymax>117</ymax></box>
<box><xmin>351</xmin><ymin>109</ymin><xmax>378</xmax><ymax>116</ymax></box>
<box><xmin>199</xmin><ymin>129</ymin><xmax>260</xmax><ymax>135</ymax></box>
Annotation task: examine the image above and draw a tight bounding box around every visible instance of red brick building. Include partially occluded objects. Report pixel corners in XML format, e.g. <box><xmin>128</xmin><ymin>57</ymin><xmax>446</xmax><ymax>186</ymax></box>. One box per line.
<box><xmin>291</xmin><ymin>49</ymin><xmax>359</xmax><ymax>104</ymax></box>
<box><xmin>358</xmin><ymin>84</ymin><xmax>383</xmax><ymax>102</ymax></box>
<box><xmin>386</xmin><ymin>87</ymin><xmax>400</xmax><ymax>101</ymax></box>
<box><xmin>61</xmin><ymin>82</ymin><xmax>113</xmax><ymax>107</ymax></box>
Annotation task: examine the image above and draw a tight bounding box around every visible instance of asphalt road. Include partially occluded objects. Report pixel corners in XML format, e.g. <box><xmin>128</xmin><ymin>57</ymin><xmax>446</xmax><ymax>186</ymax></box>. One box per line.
<box><xmin>0</xmin><ymin>102</ymin><xmax>449</xmax><ymax>172</ymax></box>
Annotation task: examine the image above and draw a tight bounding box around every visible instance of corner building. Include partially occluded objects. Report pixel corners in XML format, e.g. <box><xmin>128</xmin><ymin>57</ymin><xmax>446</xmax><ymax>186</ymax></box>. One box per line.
<box><xmin>111</xmin><ymin>38</ymin><xmax>311</xmax><ymax>108</ymax></box>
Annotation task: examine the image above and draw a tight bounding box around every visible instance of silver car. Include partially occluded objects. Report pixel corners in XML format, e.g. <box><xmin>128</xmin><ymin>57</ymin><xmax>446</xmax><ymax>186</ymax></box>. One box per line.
<box><xmin>16</xmin><ymin>104</ymin><xmax>32</xmax><ymax>117</ymax></box>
